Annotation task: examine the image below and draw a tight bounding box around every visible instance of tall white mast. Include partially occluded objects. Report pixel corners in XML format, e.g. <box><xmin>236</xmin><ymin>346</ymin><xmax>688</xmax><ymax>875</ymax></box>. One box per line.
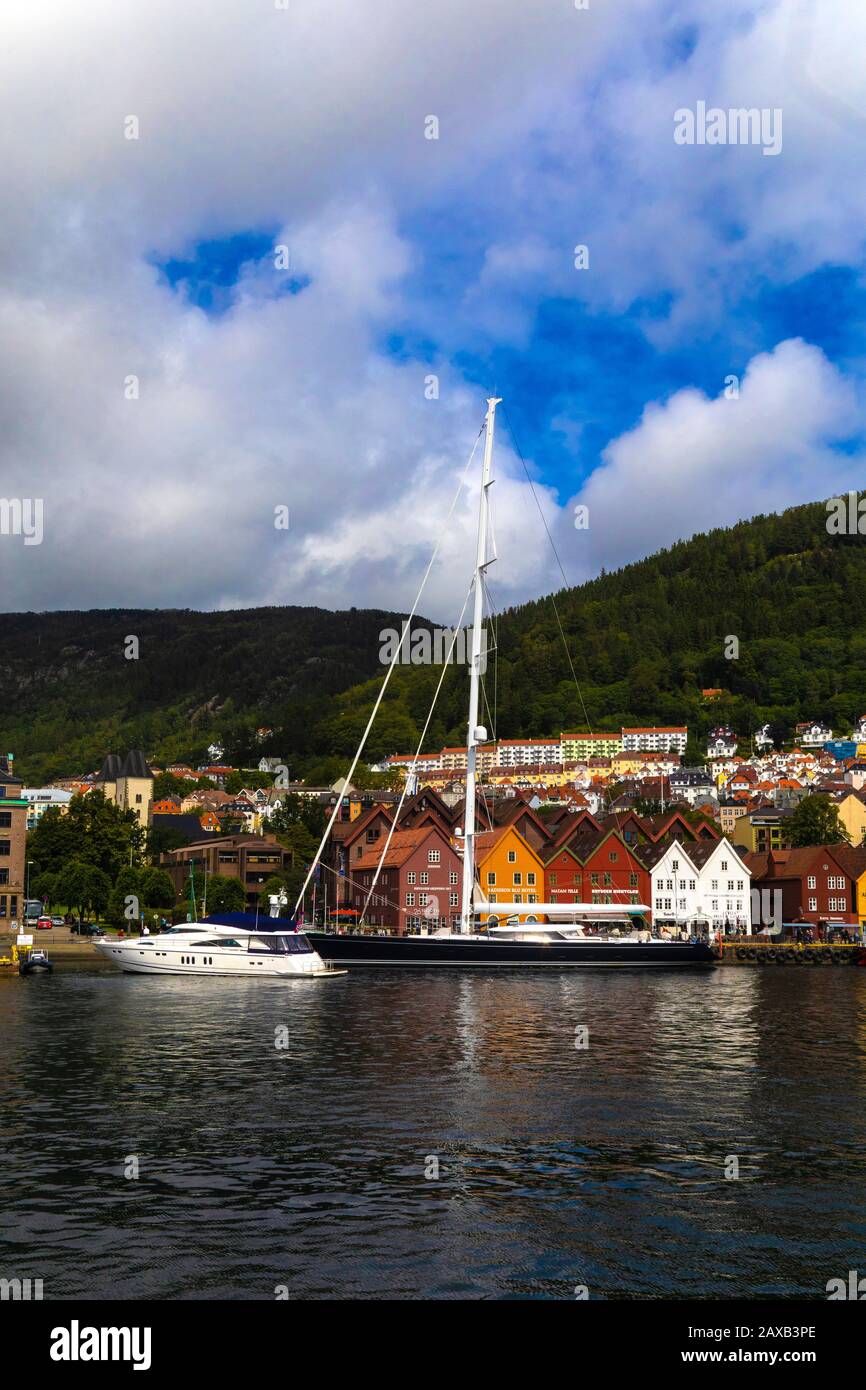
<box><xmin>459</xmin><ymin>396</ymin><xmax>500</xmax><ymax>934</ymax></box>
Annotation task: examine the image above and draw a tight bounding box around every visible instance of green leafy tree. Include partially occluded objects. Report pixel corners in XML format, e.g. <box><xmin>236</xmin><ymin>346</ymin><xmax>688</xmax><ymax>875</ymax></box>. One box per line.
<box><xmin>107</xmin><ymin>867</ymin><xmax>143</xmax><ymax>927</ymax></box>
<box><xmin>28</xmin><ymin>792</ymin><xmax>145</xmax><ymax>881</ymax></box>
<box><xmin>225</xmin><ymin>770</ymin><xmax>273</xmax><ymax>793</ymax></box>
<box><xmin>139</xmin><ymin>867</ymin><xmax>176</xmax><ymax>909</ymax></box>
<box><xmin>788</xmin><ymin>794</ymin><xmax>849</xmax><ymax>847</ymax></box>
<box><xmin>202</xmin><ymin>875</ymin><xmax>245</xmax><ymax>914</ymax></box>
<box><xmin>30</xmin><ymin>869</ymin><xmax>57</xmax><ymax>906</ymax></box>
<box><xmin>55</xmin><ymin>860</ymin><xmax>112</xmax><ymax>923</ymax></box>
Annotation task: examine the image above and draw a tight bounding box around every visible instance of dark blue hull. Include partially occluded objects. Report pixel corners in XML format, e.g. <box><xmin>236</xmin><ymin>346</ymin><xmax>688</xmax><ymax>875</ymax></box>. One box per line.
<box><xmin>306</xmin><ymin>932</ymin><xmax>715</xmax><ymax>968</ymax></box>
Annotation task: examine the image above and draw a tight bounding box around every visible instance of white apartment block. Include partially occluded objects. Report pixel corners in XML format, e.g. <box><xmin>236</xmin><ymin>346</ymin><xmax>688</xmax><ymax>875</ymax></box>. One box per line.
<box><xmin>622</xmin><ymin>726</ymin><xmax>688</xmax><ymax>754</ymax></box>
<box><xmin>23</xmin><ymin>786</ymin><xmax>73</xmax><ymax>830</ymax></box>
<box><xmin>496</xmin><ymin>738</ymin><xmax>563</xmax><ymax>767</ymax></box>
<box><xmin>387</xmin><ymin>752</ymin><xmax>444</xmax><ymax>773</ymax></box>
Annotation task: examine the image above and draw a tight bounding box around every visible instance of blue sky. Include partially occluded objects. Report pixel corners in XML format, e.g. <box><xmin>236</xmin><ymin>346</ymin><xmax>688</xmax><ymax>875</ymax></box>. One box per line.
<box><xmin>1</xmin><ymin>0</ymin><xmax>865</xmax><ymax>615</ymax></box>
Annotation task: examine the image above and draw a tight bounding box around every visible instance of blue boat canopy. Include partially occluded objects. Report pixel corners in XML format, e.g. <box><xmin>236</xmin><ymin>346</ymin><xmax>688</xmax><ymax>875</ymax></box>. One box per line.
<box><xmin>200</xmin><ymin>911</ymin><xmax>298</xmax><ymax>932</ymax></box>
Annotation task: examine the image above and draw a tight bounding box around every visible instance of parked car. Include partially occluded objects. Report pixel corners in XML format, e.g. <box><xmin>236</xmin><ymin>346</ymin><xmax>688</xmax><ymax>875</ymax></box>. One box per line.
<box><xmin>72</xmin><ymin>922</ymin><xmax>102</xmax><ymax>937</ymax></box>
<box><xmin>51</xmin><ymin>916</ymin><xmax>65</xmax><ymax>928</ymax></box>
<box><xmin>36</xmin><ymin>916</ymin><xmax>52</xmax><ymax>930</ymax></box>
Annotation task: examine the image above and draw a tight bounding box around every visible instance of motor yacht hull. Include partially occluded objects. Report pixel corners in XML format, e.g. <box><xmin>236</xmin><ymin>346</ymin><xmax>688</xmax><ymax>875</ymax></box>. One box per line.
<box><xmin>94</xmin><ymin>939</ymin><xmax>339</xmax><ymax>978</ymax></box>
<box><xmin>307</xmin><ymin>932</ymin><xmax>715</xmax><ymax>968</ymax></box>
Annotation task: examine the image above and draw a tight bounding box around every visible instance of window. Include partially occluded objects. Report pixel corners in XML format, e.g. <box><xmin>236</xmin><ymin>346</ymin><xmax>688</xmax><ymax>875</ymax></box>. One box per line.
<box><xmin>428</xmin><ymin>849</ymin><xmax>440</xmax><ymax>864</ymax></box>
<box><xmin>507</xmin><ymin>850</ymin><xmax>516</xmax><ymax>863</ymax></box>
<box><xmin>420</xmin><ymin>872</ymin><xmax>429</xmax><ymax>885</ymax></box>
<box><xmin>0</xmin><ymin>812</ymin><xmax>11</xmax><ymax>828</ymax></box>
<box><xmin>807</xmin><ymin>875</ymin><xmax>816</xmax><ymax>889</ymax></box>
<box><xmin>591</xmin><ymin>873</ymin><xmax>600</xmax><ymax>887</ymax></box>
<box><xmin>808</xmin><ymin>897</ymin><xmax>817</xmax><ymax>911</ymax></box>
<box><xmin>450</xmin><ymin>892</ymin><xmax>458</xmax><ymax>907</ymax></box>
<box><xmin>513</xmin><ymin>872</ymin><xmax>522</xmax><ymax>886</ymax></box>
<box><xmin>527</xmin><ymin>872</ymin><xmax>536</xmax><ymax>886</ymax></box>
<box><xmin>689</xmin><ymin>880</ymin><xmax>696</xmax><ymax>891</ymax></box>
<box><xmin>0</xmin><ymin>840</ymin><xmax>9</xmax><ymax>856</ymax></box>
<box><xmin>550</xmin><ymin>872</ymin><xmax>558</xmax><ymax>887</ymax></box>
<box><xmin>419</xmin><ymin>894</ymin><xmax>428</xmax><ymax>907</ymax></box>
<box><xmin>727</xmin><ymin>881</ymin><xmax>734</xmax><ymax>891</ymax></box>
<box><xmin>609</xmin><ymin>851</ymin><xmax>618</xmax><ymax>862</ymax></box>
<box><xmin>406</xmin><ymin>893</ymin><xmax>415</xmax><ymax>906</ymax></box>
<box><xmin>711</xmin><ymin>879</ymin><xmax>718</xmax><ymax>890</ymax></box>
<box><xmin>487</xmin><ymin>872</ymin><xmax>496</xmax><ymax>886</ymax></box>
<box><xmin>629</xmin><ymin>873</ymin><xmax>638</xmax><ymax>888</ymax></box>
<box><xmin>721</xmin><ymin>860</ymin><xmax>728</xmax><ymax>870</ymax></box>
<box><xmin>0</xmin><ymin>869</ymin><xmax>6</xmax><ymax>884</ymax></box>
<box><xmin>672</xmin><ymin>860</ymin><xmax>679</xmax><ymax>871</ymax></box>
<box><xmin>449</xmin><ymin>870</ymin><xmax>457</xmax><ymax>884</ymax></box>
<box><xmin>408</xmin><ymin>871</ymin><xmax>416</xmax><ymax>885</ymax></box>
<box><xmin>603</xmin><ymin>873</ymin><xmax>612</xmax><ymax>887</ymax></box>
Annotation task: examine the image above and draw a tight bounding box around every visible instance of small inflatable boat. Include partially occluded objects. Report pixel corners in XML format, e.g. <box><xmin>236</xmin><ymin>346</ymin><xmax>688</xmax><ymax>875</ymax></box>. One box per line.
<box><xmin>19</xmin><ymin>949</ymin><xmax>54</xmax><ymax>976</ymax></box>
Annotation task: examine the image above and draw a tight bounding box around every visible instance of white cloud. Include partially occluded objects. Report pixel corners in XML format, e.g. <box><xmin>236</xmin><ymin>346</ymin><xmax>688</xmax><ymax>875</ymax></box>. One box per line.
<box><xmin>570</xmin><ymin>338</ymin><xmax>863</xmax><ymax>575</ymax></box>
<box><xmin>0</xmin><ymin>1</ymin><xmax>862</xmax><ymax>618</ymax></box>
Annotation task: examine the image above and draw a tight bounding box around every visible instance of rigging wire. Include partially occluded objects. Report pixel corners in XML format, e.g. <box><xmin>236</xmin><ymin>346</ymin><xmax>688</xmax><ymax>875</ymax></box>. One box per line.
<box><xmin>358</xmin><ymin>578</ymin><xmax>474</xmax><ymax>922</ymax></box>
<box><xmin>500</xmin><ymin>402</ymin><xmax>630</xmax><ymax>854</ymax></box>
<box><xmin>293</xmin><ymin>417</ymin><xmax>486</xmax><ymax>915</ymax></box>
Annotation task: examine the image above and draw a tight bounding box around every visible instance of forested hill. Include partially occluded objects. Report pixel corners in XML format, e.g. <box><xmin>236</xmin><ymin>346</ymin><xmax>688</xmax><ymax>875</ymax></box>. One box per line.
<box><xmin>4</xmin><ymin>496</ymin><xmax>866</xmax><ymax>782</ymax></box>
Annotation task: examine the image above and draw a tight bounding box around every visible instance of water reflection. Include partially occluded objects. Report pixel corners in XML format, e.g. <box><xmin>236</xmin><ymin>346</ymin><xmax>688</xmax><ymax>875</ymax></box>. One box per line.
<box><xmin>1</xmin><ymin>965</ymin><xmax>865</xmax><ymax>1299</ymax></box>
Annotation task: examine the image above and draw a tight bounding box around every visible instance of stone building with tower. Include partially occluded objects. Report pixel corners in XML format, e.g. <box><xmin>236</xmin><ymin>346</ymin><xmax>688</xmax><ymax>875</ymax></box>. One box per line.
<box><xmin>93</xmin><ymin>750</ymin><xmax>154</xmax><ymax>827</ymax></box>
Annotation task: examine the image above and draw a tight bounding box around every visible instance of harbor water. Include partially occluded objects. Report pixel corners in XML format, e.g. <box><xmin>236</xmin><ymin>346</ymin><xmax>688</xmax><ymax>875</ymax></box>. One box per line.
<box><xmin>2</xmin><ymin>963</ymin><xmax>865</xmax><ymax>1300</ymax></box>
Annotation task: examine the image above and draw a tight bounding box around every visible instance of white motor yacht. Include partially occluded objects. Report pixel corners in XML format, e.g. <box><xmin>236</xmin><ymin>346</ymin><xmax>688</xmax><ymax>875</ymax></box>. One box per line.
<box><xmin>94</xmin><ymin>922</ymin><xmax>343</xmax><ymax>978</ymax></box>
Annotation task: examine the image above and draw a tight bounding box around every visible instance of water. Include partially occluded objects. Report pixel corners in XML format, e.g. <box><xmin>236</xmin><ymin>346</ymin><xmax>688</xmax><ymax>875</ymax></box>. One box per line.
<box><xmin>2</xmin><ymin>964</ymin><xmax>865</xmax><ymax>1300</ymax></box>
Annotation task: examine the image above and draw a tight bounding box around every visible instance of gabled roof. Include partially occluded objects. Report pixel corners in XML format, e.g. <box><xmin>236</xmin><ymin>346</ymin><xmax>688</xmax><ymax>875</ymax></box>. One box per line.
<box><xmin>475</xmin><ymin>823</ymin><xmax>543</xmax><ymax>865</ymax></box>
<box><xmin>745</xmin><ymin>844</ymin><xmax>852</xmax><ymax>880</ymax></box>
<box><xmin>352</xmin><ymin>826</ymin><xmax>451</xmax><ymax>871</ymax></box>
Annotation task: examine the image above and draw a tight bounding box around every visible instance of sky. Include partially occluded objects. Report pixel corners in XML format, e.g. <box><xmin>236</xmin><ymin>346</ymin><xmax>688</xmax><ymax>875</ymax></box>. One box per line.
<box><xmin>0</xmin><ymin>0</ymin><xmax>864</xmax><ymax>620</ymax></box>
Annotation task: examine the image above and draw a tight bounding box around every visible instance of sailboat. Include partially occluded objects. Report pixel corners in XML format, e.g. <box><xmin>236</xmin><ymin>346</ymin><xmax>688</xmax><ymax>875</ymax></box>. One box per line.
<box><xmin>305</xmin><ymin>399</ymin><xmax>715</xmax><ymax>968</ymax></box>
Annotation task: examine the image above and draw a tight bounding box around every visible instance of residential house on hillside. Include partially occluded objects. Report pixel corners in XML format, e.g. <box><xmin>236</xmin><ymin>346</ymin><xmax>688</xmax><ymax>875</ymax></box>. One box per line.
<box><xmin>707</xmin><ymin>726</ymin><xmax>738</xmax><ymax>758</ymax></box>
<box><xmin>795</xmin><ymin>721</ymin><xmax>833</xmax><ymax>748</ymax></box>
<box><xmin>719</xmin><ymin>796</ymin><xmax>753</xmax><ymax>839</ymax></box>
<box><xmin>669</xmin><ymin>768</ymin><xmax>716</xmax><ymax>806</ymax></box>
<box><xmin>731</xmin><ymin>806</ymin><xmax>794</xmax><ymax>854</ymax></box>
<box><xmin>827</xmin><ymin>788</ymin><xmax>866</xmax><ymax>846</ymax></box>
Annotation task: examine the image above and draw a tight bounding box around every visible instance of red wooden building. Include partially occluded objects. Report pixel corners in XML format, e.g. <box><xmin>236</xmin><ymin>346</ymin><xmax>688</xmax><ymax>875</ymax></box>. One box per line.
<box><xmin>350</xmin><ymin>826</ymin><xmax>462</xmax><ymax>933</ymax></box>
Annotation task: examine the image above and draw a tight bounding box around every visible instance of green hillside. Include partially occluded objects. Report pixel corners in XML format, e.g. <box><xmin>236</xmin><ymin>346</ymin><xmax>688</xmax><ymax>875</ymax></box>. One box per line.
<box><xmin>3</xmin><ymin>497</ymin><xmax>865</xmax><ymax>782</ymax></box>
